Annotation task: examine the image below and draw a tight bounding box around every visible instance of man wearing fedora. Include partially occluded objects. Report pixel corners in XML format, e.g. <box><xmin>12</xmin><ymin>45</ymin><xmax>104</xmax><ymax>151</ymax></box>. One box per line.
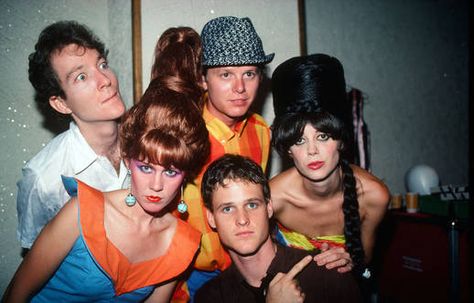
<box><xmin>173</xmin><ymin>16</ymin><xmax>274</xmax><ymax>302</ymax></box>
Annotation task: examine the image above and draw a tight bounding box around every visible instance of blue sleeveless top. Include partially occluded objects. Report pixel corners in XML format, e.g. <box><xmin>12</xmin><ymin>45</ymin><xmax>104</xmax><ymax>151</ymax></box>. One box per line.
<box><xmin>31</xmin><ymin>180</ymin><xmax>201</xmax><ymax>302</ymax></box>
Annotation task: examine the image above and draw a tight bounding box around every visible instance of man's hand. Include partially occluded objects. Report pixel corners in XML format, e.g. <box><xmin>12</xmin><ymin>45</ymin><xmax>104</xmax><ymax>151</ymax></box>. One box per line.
<box><xmin>266</xmin><ymin>255</ymin><xmax>312</xmax><ymax>303</ymax></box>
<box><xmin>313</xmin><ymin>243</ymin><xmax>353</xmax><ymax>273</ymax></box>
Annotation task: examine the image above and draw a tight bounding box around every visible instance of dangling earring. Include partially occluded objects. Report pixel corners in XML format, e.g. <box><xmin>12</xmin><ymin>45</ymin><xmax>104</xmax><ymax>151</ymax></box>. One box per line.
<box><xmin>177</xmin><ymin>185</ymin><xmax>187</xmax><ymax>213</ymax></box>
<box><xmin>125</xmin><ymin>169</ymin><xmax>136</xmax><ymax>207</ymax></box>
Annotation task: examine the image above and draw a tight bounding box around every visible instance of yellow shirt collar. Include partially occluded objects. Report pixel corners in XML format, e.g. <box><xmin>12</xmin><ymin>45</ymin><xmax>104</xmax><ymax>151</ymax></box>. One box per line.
<box><xmin>203</xmin><ymin>101</ymin><xmax>249</xmax><ymax>142</ymax></box>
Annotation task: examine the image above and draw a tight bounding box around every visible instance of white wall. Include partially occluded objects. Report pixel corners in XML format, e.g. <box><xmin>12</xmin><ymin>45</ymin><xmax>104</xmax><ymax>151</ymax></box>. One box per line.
<box><xmin>304</xmin><ymin>0</ymin><xmax>469</xmax><ymax>194</ymax></box>
<box><xmin>0</xmin><ymin>0</ymin><xmax>132</xmax><ymax>293</ymax></box>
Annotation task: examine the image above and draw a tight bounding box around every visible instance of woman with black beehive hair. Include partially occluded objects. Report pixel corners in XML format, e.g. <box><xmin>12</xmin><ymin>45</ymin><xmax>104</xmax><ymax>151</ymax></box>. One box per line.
<box><xmin>270</xmin><ymin>54</ymin><xmax>389</xmax><ymax>282</ymax></box>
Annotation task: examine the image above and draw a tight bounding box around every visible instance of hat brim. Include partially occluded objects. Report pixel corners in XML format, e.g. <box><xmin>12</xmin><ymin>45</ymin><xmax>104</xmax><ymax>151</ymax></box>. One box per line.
<box><xmin>203</xmin><ymin>53</ymin><xmax>275</xmax><ymax>67</ymax></box>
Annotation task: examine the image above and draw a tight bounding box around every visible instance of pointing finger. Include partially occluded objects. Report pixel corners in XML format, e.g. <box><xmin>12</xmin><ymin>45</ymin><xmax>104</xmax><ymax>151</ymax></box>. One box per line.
<box><xmin>285</xmin><ymin>255</ymin><xmax>312</xmax><ymax>280</ymax></box>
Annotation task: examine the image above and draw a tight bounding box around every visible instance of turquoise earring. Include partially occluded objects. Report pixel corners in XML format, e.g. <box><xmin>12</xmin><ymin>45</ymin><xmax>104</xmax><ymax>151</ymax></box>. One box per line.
<box><xmin>177</xmin><ymin>185</ymin><xmax>187</xmax><ymax>213</ymax></box>
<box><xmin>125</xmin><ymin>169</ymin><xmax>136</xmax><ymax>207</ymax></box>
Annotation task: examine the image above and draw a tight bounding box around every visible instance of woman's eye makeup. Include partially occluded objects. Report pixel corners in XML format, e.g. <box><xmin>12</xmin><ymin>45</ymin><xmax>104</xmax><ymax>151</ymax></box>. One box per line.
<box><xmin>317</xmin><ymin>133</ymin><xmax>330</xmax><ymax>141</ymax></box>
<box><xmin>139</xmin><ymin>164</ymin><xmax>153</xmax><ymax>173</ymax></box>
<box><xmin>295</xmin><ymin>137</ymin><xmax>305</xmax><ymax>145</ymax></box>
<box><xmin>164</xmin><ymin>168</ymin><xmax>181</xmax><ymax>177</ymax></box>
<box><xmin>132</xmin><ymin>159</ymin><xmax>182</xmax><ymax>177</ymax></box>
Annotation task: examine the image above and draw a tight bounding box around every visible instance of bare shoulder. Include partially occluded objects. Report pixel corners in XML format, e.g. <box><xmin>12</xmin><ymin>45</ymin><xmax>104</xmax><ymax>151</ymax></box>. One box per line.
<box><xmin>103</xmin><ymin>189</ymin><xmax>128</xmax><ymax>212</ymax></box>
<box><xmin>270</xmin><ymin>167</ymin><xmax>298</xmax><ymax>189</ymax></box>
<box><xmin>52</xmin><ymin>197</ymin><xmax>79</xmax><ymax>227</ymax></box>
<box><xmin>352</xmin><ymin>165</ymin><xmax>390</xmax><ymax>208</ymax></box>
<box><xmin>269</xmin><ymin>167</ymin><xmax>299</xmax><ymax>213</ymax></box>
<box><xmin>45</xmin><ymin>197</ymin><xmax>80</xmax><ymax>241</ymax></box>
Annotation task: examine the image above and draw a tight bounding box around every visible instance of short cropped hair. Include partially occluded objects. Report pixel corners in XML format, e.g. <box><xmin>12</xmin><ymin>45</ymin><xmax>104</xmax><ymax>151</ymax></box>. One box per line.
<box><xmin>28</xmin><ymin>20</ymin><xmax>107</xmax><ymax>109</ymax></box>
<box><xmin>201</xmin><ymin>154</ymin><xmax>270</xmax><ymax>211</ymax></box>
<box><xmin>120</xmin><ymin>80</ymin><xmax>210</xmax><ymax>180</ymax></box>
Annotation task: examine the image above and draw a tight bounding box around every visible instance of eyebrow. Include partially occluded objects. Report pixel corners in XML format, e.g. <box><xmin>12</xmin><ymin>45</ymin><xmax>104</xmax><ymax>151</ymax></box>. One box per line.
<box><xmin>64</xmin><ymin>54</ymin><xmax>103</xmax><ymax>82</ymax></box>
<box><xmin>215</xmin><ymin>197</ymin><xmax>264</xmax><ymax>209</ymax></box>
<box><xmin>215</xmin><ymin>202</ymin><xmax>234</xmax><ymax>210</ymax></box>
<box><xmin>65</xmin><ymin>65</ymin><xmax>84</xmax><ymax>82</ymax></box>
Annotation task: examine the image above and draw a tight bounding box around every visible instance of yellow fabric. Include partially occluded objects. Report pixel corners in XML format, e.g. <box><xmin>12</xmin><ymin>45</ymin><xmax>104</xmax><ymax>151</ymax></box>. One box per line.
<box><xmin>276</xmin><ymin>223</ymin><xmax>346</xmax><ymax>252</ymax></box>
<box><xmin>180</xmin><ymin>102</ymin><xmax>270</xmax><ymax>271</ymax></box>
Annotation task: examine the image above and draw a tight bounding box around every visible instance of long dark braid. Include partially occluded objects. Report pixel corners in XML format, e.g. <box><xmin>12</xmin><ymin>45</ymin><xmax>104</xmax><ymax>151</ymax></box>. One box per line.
<box><xmin>340</xmin><ymin>159</ymin><xmax>366</xmax><ymax>277</ymax></box>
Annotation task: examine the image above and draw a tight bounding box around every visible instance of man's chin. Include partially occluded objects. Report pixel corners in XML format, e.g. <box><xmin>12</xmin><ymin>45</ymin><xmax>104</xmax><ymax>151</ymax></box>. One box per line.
<box><xmin>230</xmin><ymin>247</ymin><xmax>259</xmax><ymax>258</ymax></box>
<box><xmin>227</xmin><ymin>238</ymin><xmax>268</xmax><ymax>258</ymax></box>
<box><xmin>227</xmin><ymin>111</ymin><xmax>251</xmax><ymax>122</ymax></box>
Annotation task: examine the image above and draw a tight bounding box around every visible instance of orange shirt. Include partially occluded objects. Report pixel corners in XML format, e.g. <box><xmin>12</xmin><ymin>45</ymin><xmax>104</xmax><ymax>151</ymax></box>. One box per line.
<box><xmin>180</xmin><ymin>103</ymin><xmax>270</xmax><ymax>271</ymax></box>
<box><xmin>78</xmin><ymin>180</ymin><xmax>201</xmax><ymax>296</ymax></box>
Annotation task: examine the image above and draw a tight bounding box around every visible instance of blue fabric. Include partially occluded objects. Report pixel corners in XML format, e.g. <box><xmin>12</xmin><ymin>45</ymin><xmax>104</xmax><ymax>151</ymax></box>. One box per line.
<box><xmin>31</xmin><ymin>192</ymin><xmax>154</xmax><ymax>303</ymax></box>
<box><xmin>61</xmin><ymin>175</ymin><xmax>78</xmax><ymax>197</ymax></box>
<box><xmin>31</xmin><ymin>236</ymin><xmax>154</xmax><ymax>302</ymax></box>
<box><xmin>187</xmin><ymin>269</ymin><xmax>221</xmax><ymax>303</ymax></box>
<box><xmin>274</xmin><ymin>227</ymin><xmax>288</xmax><ymax>247</ymax></box>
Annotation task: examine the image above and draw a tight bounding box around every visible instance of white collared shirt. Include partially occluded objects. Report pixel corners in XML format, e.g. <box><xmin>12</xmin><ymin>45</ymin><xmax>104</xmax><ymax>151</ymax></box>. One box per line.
<box><xmin>16</xmin><ymin>122</ymin><xmax>127</xmax><ymax>248</ymax></box>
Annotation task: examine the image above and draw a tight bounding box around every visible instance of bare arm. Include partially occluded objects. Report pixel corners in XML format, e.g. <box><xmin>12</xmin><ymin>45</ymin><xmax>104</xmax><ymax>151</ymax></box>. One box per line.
<box><xmin>360</xmin><ymin>186</ymin><xmax>390</xmax><ymax>262</ymax></box>
<box><xmin>2</xmin><ymin>198</ymin><xmax>79</xmax><ymax>302</ymax></box>
<box><xmin>356</xmin><ymin>168</ymin><xmax>390</xmax><ymax>262</ymax></box>
<box><xmin>144</xmin><ymin>281</ymin><xmax>177</xmax><ymax>303</ymax></box>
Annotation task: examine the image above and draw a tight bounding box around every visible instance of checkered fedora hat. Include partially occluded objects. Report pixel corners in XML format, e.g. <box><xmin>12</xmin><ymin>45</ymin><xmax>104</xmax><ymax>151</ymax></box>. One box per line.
<box><xmin>201</xmin><ymin>16</ymin><xmax>274</xmax><ymax>67</ymax></box>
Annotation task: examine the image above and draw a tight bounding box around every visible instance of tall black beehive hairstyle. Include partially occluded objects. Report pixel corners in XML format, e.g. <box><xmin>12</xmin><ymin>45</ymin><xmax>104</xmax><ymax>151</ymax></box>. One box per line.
<box><xmin>271</xmin><ymin>54</ymin><xmax>350</xmax><ymax>124</ymax></box>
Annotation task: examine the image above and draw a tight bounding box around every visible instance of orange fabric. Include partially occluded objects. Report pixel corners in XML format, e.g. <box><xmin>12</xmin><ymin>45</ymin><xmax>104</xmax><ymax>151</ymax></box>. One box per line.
<box><xmin>77</xmin><ymin>180</ymin><xmax>201</xmax><ymax>296</ymax></box>
<box><xmin>171</xmin><ymin>280</ymin><xmax>190</xmax><ymax>303</ymax></box>
<box><xmin>177</xmin><ymin>103</ymin><xmax>270</xmax><ymax>272</ymax></box>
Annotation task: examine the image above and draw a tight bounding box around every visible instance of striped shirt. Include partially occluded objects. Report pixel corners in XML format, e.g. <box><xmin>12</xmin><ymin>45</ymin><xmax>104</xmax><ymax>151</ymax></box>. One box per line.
<box><xmin>181</xmin><ymin>102</ymin><xmax>270</xmax><ymax>271</ymax></box>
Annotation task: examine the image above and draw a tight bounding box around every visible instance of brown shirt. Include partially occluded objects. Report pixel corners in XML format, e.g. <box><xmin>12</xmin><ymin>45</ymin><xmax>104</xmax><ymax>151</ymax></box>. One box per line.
<box><xmin>195</xmin><ymin>244</ymin><xmax>362</xmax><ymax>303</ymax></box>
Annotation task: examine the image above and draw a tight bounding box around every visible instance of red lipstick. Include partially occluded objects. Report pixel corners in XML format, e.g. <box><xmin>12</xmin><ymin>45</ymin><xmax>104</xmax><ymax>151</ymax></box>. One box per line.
<box><xmin>307</xmin><ymin>161</ymin><xmax>324</xmax><ymax>170</ymax></box>
<box><xmin>146</xmin><ymin>196</ymin><xmax>161</xmax><ymax>203</ymax></box>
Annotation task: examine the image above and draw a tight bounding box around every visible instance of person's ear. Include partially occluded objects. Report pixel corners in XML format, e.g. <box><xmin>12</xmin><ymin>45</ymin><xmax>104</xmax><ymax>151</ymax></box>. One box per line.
<box><xmin>206</xmin><ymin>208</ymin><xmax>216</xmax><ymax>229</ymax></box>
<box><xmin>202</xmin><ymin>75</ymin><xmax>208</xmax><ymax>91</ymax></box>
<box><xmin>266</xmin><ymin>199</ymin><xmax>274</xmax><ymax>219</ymax></box>
<box><xmin>49</xmin><ymin>96</ymin><xmax>72</xmax><ymax>115</ymax></box>
<box><xmin>197</xmin><ymin>75</ymin><xmax>205</xmax><ymax>90</ymax></box>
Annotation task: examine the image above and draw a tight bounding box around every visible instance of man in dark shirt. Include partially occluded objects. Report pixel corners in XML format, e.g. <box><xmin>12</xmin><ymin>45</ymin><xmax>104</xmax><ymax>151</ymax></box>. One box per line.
<box><xmin>195</xmin><ymin>154</ymin><xmax>362</xmax><ymax>303</ymax></box>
